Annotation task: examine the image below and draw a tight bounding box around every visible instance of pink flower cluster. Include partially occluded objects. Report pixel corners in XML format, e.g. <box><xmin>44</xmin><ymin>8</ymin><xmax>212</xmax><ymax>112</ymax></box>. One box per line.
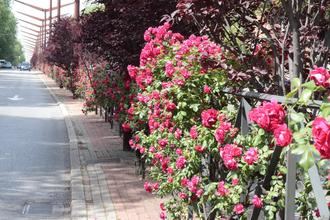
<box><xmin>144</xmin><ymin>181</ymin><xmax>159</xmax><ymax>193</ymax></box>
<box><xmin>216</xmin><ymin>181</ymin><xmax>229</xmax><ymax>196</ymax></box>
<box><xmin>176</xmin><ymin>156</ymin><xmax>187</xmax><ymax>169</ymax></box>
<box><xmin>312</xmin><ymin>117</ymin><xmax>330</xmax><ymax>159</ymax></box>
<box><xmin>219</xmin><ymin>144</ymin><xmax>242</xmax><ymax>170</ymax></box>
<box><xmin>243</xmin><ymin>147</ymin><xmax>259</xmax><ymax>165</ymax></box>
<box><xmin>201</xmin><ymin>109</ymin><xmax>218</xmax><ymax>128</ymax></box>
<box><xmin>309</xmin><ymin>66</ymin><xmax>330</xmax><ymax>88</ymax></box>
<box><xmin>180</xmin><ymin>176</ymin><xmax>204</xmax><ymax>199</ymax></box>
<box><xmin>214</xmin><ymin>120</ymin><xmax>233</xmax><ymax>144</ymax></box>
<box><xmin>249</xmin><ymin>101</ymin><xmax>292</xmax><ymax>147</ymax></box>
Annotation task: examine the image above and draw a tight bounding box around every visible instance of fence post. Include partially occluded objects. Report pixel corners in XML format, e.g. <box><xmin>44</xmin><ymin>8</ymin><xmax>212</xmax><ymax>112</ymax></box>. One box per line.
<box><xmin>235</xmin><ymin>97</ymin><xmax>252</xmax><ymax>135</ymax></box>
<box><xmin>284</xmin><ymin>150</ymin><xmax>297</xmax><ymax>220</ymax></box>
<box><xmin>308</xmin><ymin>164</ymin><xmax>330</xmax><ymax>219</ymax></box>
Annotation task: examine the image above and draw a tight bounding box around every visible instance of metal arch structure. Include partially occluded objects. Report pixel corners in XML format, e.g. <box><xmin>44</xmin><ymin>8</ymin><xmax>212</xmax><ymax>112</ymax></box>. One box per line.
<box><xmin>13</xmin><ymin>0</ymin><xmax>80</xmax><ymax>61</ymax></box>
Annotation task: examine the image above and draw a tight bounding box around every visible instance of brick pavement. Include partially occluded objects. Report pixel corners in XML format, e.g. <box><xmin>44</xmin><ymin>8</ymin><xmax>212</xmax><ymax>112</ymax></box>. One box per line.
<box><xmin>39</xmin><ymin>72</ymin><xmax>162</xmax><ymax>220</ymax></box>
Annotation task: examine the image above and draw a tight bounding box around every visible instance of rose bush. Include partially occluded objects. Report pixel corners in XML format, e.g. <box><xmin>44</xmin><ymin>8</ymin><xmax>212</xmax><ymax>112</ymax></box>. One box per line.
<box><xmin>123</xmin><ymin>23</ymin><xmax>326</xmax><ymax>219</ymax></box>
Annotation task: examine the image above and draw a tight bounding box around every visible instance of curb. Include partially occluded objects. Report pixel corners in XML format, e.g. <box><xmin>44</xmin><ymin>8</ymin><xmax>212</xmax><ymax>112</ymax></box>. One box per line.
<box><xmin>37</xmin><ymin>72</ymin><xmax>87</xmax><ymax>220</ymax></box>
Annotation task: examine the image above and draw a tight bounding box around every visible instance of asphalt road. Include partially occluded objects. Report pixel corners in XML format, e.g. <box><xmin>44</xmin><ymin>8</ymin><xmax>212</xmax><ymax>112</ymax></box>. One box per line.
<box><xmin>0</xmin><ymin>70</ymin><xmax>71</xmax><ymax>219</ymax></box>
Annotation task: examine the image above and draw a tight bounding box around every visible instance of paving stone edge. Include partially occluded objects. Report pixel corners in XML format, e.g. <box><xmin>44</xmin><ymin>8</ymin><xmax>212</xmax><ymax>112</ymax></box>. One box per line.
<box><xmin>38</xmin><ymin>72</ymin><xmax>87</xmax><ymax>220</ymax></box>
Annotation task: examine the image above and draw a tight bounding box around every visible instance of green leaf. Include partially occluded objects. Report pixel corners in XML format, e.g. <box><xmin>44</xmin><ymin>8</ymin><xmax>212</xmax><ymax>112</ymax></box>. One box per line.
<box><xmin>298</xmin><ymin>150</ymin><xmax>315</xmax><ymax>171</ymax></box>
<box><xmin>320</xmin><ymin>103</ymin><xmax>330</xmax><ymax>117</ymax></box>
<box><xmin>302</xmin><ymin>80</ymin><xmax>316</xmax><ymax>90</ymax></box>
<box><xmin>289</xmin><ymin>112</ymin><xmax>305</xmax><ymax>123</ymax></box>
<box><xmin>286</xmin><ymin>88</ymin><xmax>298</xmax><ymax>98</ymax></box>
<box><xmin>291</xmin><ymin>78</ymin><xmax>301</xmax><ymax>89</ymax></box>
<box><xmin>298</xmin><ymin>89</ymin><xmax>313</xmax><ymax>104</ymax></box>
<box><xmin>190</xmin><ymin>104</ymin><xmax>200</xmax><ymax>112</ymax></box>
<box><xmin>292</xmin><ymin>144</ymin><xmax>306</xmax><ymax>155</ymax></box>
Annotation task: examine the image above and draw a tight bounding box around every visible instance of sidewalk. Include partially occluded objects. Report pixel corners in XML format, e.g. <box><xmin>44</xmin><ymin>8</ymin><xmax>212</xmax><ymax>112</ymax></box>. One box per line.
<box><xmin>38</xmin><ymin>72</ymin><xmax>162</xmax><ymax>220</ymax></box>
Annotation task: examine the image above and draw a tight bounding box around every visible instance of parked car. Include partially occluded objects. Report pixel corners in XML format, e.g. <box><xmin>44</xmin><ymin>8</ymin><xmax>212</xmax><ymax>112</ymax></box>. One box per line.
<box><xmin>20</xmin><ymin>62</ymin><xmax>31</xmax><ymax>71</ymax></box>
<box><xmin>3</xmin><ymin>61</ymin><xmax>12</xmax><ymax>69</ymax></box>
<box><xmin>0</xmin><ymin>60</ymin><xmax>6</xmax><ymax>68</ymax></box>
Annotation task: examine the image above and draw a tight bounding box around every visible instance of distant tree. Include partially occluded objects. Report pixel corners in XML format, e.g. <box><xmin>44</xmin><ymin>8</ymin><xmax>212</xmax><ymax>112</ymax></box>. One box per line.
<box><xmin>0</xmin><ymin>0</ymin><xmax>24</xmax><ymax>63</ymax></box>
<box><xmin>44</xmin><ymin>18</ymin><xmax>80</xmax><ymax>93</ymax></box>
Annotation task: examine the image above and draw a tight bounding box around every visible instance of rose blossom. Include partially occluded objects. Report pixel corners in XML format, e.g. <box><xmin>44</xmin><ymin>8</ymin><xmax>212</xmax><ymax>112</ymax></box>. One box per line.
<box><xmin>243</xmin><ymin>148</ymin><xmax>259</xmax><ymax>165</ymax></box>
<box><xmin>214</xmin><ymin>121</ymin><xmax>232</xmax><ymax>144</ymax></box>
<box><xmin>249</xmin><ymin>101</ymin><xmax>286</xmax><ymax>132</ymax></box>
<box><xmin>216</xmin><ymin>181</ymin><xmax>229</xmax><ymax>196</ymax></box>
<box><xmin>233</xmin><ymin>203</ymin><xmax>244</xmax><ymax>215</ymax></box>
<box><xmin>312</xmin><ymin>117</ymin><xmax>330</xmax><ymax>159</ymax></box>
<box><xmin>121</xmin><ymin>123</ymin><xmax>131</xmax><ymax>132</ymax></box>
<box><xmin>201</xmin><ymin>109</ymin><xmax>218</xmax><ymax>128</ymax></box>
<box><xmin>165</xmin><ymin>61</ymin><xmax>175</xmax><ymax>77</ymax></box>
<box><xmin>178</xmin><ymin>192</ymin><xmax>188</xmax><ymax>199</ymax></box>
<box><xmin>252</xmin><ymin>195</ymin><xmax>263</xmax><ymax>208</ymax></box>
<box><xmin>175</xmin><ymin>148</ymin><xmax>183</xmax><ymax>155</ymax></box>
<box><xmin>194</xmin><ymin>145</ymin><xmax>204</xmax><ymax>153</ymax></box>
<box><xmin>176</xmin><ymin>156</ymin><xmax>186</xmax><ymax>169</ymax></box>
<box><xmin>309</xmin><ymin>66</ymin><xmax>330</xmax><ymax>88</ymax></box>
<box><xmin>232</xmin><ymin>178</ymin><xmax>239</xmax><ymax>186</ymax></box>
<box><xmin>190</xmin><ymin>125</ymin><xmax>198</xmax><ymax>139</ymax></box>
<box><xmin>174</xmin><ymin>128</ymin><xmax>182</xmax><ymax>139</ymax></box>
<box><xmin>144</xmin><ymin>182</ymin><xmax>153</xmax><ymax>193</ymax></box>
<box><xmin>220</xmin><ymin>144</ymin><xmax>242</xmax><ymax>170</ymax></box>
<box><xmin>203</xmin><ymin>85</ymin><xmax>212</xmax><ymax>94</ymax></box>
<box><xmin>160</xmin><ymin>211</ymin><xmax>166</xmax><ymax>220</ymax></box>
<box><xmin>273</xmin><ymin>124</ymin><xmax>292</xmax><ymax>147</ymax></box>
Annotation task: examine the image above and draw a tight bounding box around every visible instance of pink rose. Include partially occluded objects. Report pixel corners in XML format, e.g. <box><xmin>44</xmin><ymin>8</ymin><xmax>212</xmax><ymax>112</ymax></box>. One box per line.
<box><xmin>178</xmin><ymin>192</ymin><xmax>188</xmax><ymax>199</ymax></box>
<box><xmin>175</xmin><ymin>148</ymin><xmax>183</xmax><ymax>155</ymax></box>
<box><xmin>220</xmin><ymin>144</ymin><xmax>242</xmax><ymax>170</ymax></box>
<box><xmin>312</xmin><ymin>117</ymin><xmax>330</xmax><ymax>159</ymax></box>
<box><xmin>249</xmin><ymin>101</ymin><xmax>286</xmax><ymax>132</ymax></box>
<box><xmin>233</xmin><ymin>204</ymin><xmax>244</xmax><ymax>215</ymax></box>
<box><xmin>122</xmin><ymin>123</ymin><xmax>132</xmax><ymax>132</ymax></box>
<box><xmin>176</xmin><ymin>156</ymin><xmax>186</xmax><ymax>169</ymax></box>
<box><xmin>181</xmin><ymin>178</ymin><xmax>188</xmax><ymax>187</ymax></box>
<box><xmin>232</xmin><ymin>178</ymin><xmax>239</xmax><ymax>186</ymax></box>
<box><xmin>201</xmin><ymin>109</ymin><xmax>218</xmax><ymax>128</ymax></box>
<box><xmin>214</xmin><ymin>122</ymin><xmax>232</xmax><ymax>144</ymax></box>
<box><xmin>252</xmin><ymin>195</ymin><xmax>263</xmax><ymax>208</ymax></box>
<box><xmin>216</xmin><ymin>181</ymin><xmax>229</xmax><ymax>196</ymax></box>
<box><xmin>127</xmin><ymin>65</ymin><xmax>138</xmax><ymax>79</ymax></box>
<box><xmin>160</xmin><ymin>211</ymin><xmax>166</xmax><ymax>220</ymax></box>
<box><xmin>190</xmin><ymin>125</ymin><xmax>198</xmax><ymax>139</ymax></box>
<box><xmin>144</xmin><ymin>182</ymin><xmax>153</xmax><ymax>193</ymax></box>
<box><xmin>244</xmin><ymin>148</ymin><xmax>259</xmax><ymax>165</ymax></box>
<box><xmin>203</xmin><ymin>85</ymin><xmax>212</xmax><ymax>94</ymax></box>
<box><xmin>158</xmin><ymin>139</ymin><xmax>168</xmax><ymax>148</ymax></box>
<box><xmin>194</xmin><ymin>145</ymin><xmax>204</xmax><ymax>153</ymax></box>
<box><xmin>309</xmin><ymin>66</ymin><xmax>330</xmax><ymax>88</ymax></box>
<box><xmin>174</xmin><ymin>128</ymin><xmax>182</xmax><ymax>139</ymax></box>
<box><xmin>196</xmin><ymin>189</ymin><xmax>204</xmax><ymax>197</ymax></box>
<box><xmin>166</xmin><ymin>102</ymin><xmax>176</xmax><ymax>111</ymax></box>
<box><xmin>273</xmin><ymin>124</ymin><xmax>292</xmax><ymax>147</ymax></box>
<box><xmin>165</xmin><ymin>61</ymin><xmax>175</xmax><ymax>77</ymax></box>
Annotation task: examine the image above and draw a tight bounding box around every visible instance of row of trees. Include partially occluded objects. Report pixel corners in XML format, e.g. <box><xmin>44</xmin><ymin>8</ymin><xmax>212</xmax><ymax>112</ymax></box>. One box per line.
<box><xmin>0</xmin><ymin>0</ymin><xmax>25</xmax><ymax>64</ymax></box>
<box><xmin>32</xmin><ymin>0</ymin><xmax>329</xmax><ymax>219</ymax></box>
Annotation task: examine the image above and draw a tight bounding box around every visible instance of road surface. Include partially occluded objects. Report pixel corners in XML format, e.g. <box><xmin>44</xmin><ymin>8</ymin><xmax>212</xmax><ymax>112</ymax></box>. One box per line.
<box><xmin>0</xmin><ymin>70</ymin><xmax>71</xmax><ymax>219</ymax></box>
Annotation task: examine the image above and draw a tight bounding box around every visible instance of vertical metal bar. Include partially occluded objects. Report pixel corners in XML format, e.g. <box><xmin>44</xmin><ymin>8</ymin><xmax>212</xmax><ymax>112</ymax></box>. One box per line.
<box><xmin>74</xmin><ymin>0</ymin><xmax>80</xmax><ymax>20</ymax></box>
<box><xmin>57</xmin><ymin>0</ymin><xmax>61</xmax><ymax>21</ymax></box>
<box><xmin>251</xmin><ymin>146</ymin><xmax>283</xmax><ymax>219</ymax></box>
<box><xmin>44</xmin><ymin>11</ymin><xmax>47</xmax><ymax>48</ymax></box>
<box><xmin>49</xmin><ymin>0</ymin><xmax>52</xmax><ymax>34</ymax></box>
<box><xmin>308</xmin><ymin>164</ymin><xmax>330</xmax><ymax>219</ymax></box>
<box><xmin>235</xmin><ymin>97</ymin><xmax>252</xmax><ymax>135</ymax></box>
<box><xmin>284</xmin><ymin>150</ymin><xmax>297</xmax><ymax>220</ymax></box>
<box><xmin>40</xmin><ymin>25</ymin><xmax>43</xmax><ymax>49</ymax></box>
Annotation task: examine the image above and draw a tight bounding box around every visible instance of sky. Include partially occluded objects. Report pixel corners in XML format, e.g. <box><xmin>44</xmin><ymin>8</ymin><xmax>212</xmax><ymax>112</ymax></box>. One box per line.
<box><xmin>11</xmin><ymin>0</ymin><xmax>89</xmax><ymax>61</ymax></box>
